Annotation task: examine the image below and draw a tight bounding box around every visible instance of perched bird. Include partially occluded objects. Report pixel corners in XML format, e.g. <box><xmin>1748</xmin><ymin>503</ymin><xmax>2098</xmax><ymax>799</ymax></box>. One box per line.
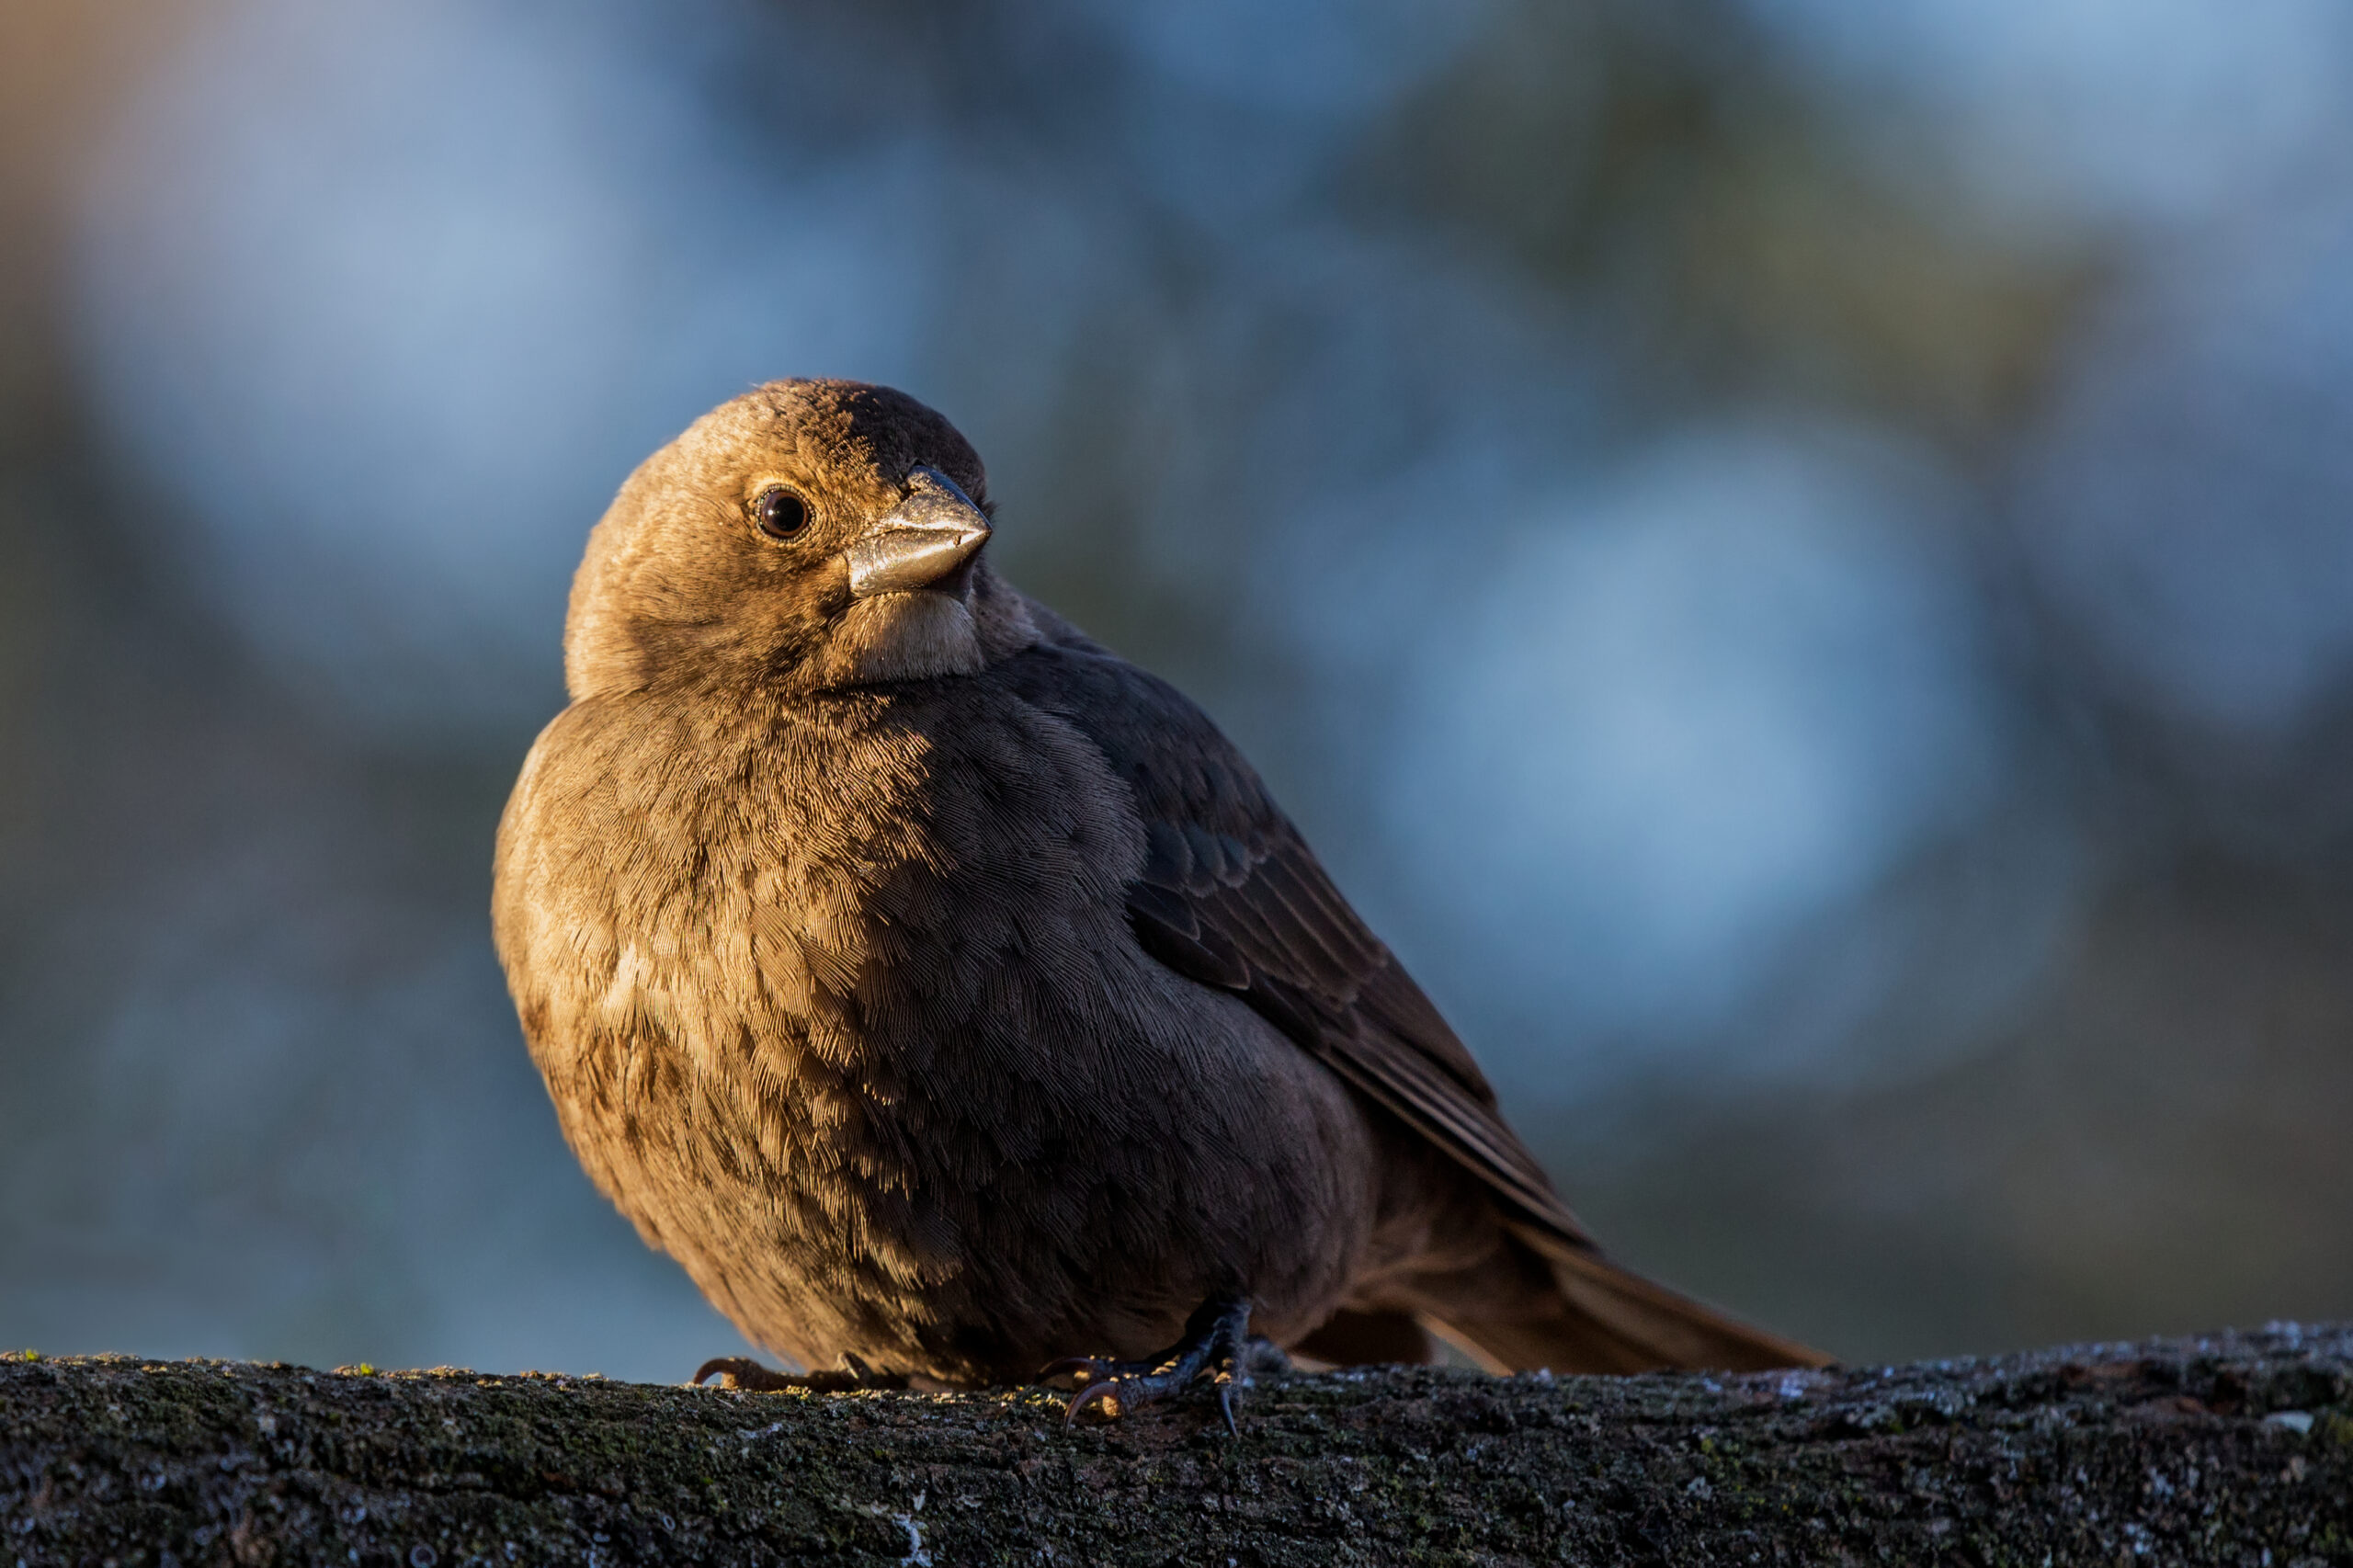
<box><xmin>493</xmin><ymin>380</ymin><xmax>1825</xmax><ymax>1420</ymax></box>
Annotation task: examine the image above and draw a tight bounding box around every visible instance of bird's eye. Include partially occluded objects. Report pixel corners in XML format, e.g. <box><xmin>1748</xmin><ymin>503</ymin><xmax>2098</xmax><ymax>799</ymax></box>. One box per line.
<box><xmin>753</xmin><ymin>487</ymin><xmax>809</xmax><ymax>540</ymax></box>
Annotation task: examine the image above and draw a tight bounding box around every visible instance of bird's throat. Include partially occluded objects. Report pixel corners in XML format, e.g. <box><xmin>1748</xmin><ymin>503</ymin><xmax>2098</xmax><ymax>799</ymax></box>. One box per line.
<box><xmin>824</xmin><ymin>591</ymin><xmax>986</xmax><ymax>687</ymax></box>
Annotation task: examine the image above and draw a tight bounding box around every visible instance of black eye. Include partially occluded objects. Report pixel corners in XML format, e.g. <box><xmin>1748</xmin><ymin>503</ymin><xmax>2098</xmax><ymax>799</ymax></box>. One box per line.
<box><xmin>753</xmin><ymin>487</ymin><xmax>809</xmax><ymax>539</ymax></box>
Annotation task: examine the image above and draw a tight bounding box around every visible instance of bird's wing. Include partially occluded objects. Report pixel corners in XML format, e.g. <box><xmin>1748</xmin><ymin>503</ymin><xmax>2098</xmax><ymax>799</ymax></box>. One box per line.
<box><xmin>996</xmin><ymin>631</ymin><xmax>1600</xmax><ymax>1255</ymax></box>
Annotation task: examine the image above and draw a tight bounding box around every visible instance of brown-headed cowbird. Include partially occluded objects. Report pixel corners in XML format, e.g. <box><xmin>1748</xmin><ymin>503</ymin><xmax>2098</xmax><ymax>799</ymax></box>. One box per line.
<box><xmin>493</xmin><ymin>380</ymin><xmax>1825</xmax><ymax>1421</ymax></box>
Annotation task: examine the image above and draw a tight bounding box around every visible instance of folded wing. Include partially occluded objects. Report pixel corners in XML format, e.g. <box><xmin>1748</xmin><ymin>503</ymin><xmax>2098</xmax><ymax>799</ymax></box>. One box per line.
<box><xmin>998</xmin><ymin>625</ymin><xmax>1824</xmax><ymax>1371</ymax></box>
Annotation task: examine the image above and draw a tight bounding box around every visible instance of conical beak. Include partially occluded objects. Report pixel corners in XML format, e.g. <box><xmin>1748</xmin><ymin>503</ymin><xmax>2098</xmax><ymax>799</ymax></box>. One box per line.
<box><xmin>847</xmin><ymin>466</ymin><xmax>992</xmax><ymax>598</ymax></box>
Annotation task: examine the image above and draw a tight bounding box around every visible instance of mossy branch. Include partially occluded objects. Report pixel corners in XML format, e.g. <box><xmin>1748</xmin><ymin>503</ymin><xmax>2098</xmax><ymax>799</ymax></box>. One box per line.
<box><xmin>4</xmin><ymin>1326</ymin><xmax>2348</xmax><ymax>1565</ymax></box>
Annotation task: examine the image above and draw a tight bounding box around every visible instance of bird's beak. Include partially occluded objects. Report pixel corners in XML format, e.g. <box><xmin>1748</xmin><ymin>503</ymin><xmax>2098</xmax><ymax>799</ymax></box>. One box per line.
<box><xmin>847</xmin><ymin>466</ymin><xmax>993</xmax><ymax>599</ymax></box>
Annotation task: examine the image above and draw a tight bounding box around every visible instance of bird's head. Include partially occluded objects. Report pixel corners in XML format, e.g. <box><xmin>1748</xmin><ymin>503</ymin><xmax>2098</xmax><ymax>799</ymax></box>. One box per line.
<box><xmin>563</xmin><ymin>380</ymin><xmax>1038</xmax><ymax>699</ymax></box>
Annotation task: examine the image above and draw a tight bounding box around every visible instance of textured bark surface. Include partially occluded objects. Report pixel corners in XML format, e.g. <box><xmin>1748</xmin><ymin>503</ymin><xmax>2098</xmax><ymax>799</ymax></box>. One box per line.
<box><xmin>3</xmin><ymin>1326</ymin><xmax>2347</xmax><ymax>1566</ymax></box>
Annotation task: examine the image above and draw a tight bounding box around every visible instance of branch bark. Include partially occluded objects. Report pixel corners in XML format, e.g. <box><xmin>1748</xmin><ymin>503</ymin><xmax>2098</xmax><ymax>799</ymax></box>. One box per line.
<box><xmin>4</xmin><ymin>1326</ymin><xmax>2347</xmax><ymax>1565</ymax></box>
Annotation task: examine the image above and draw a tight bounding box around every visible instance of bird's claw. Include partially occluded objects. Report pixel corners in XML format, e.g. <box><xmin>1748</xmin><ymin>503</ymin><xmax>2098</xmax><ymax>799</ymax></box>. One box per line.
<box><xmin>691</xmin><ymin>1352</ymin><xmax>906</xmax><ymax>1392</ymax></box>
<box><xmin>1040</xmin><ymin>1291</ymin><xmax>1256</xmax><ymax>1435</ymax></box>
<box><xmin>1037</xmin><ymin>1354</ymin><xmax>1129</xmax><ymax>1385</ymax></box>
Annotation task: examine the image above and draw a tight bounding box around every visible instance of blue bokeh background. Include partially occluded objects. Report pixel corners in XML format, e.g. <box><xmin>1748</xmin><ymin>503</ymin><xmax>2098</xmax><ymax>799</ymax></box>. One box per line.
<box><xmin>4</xmin><ymin>0</ymin><xmax>2350</xmax><ymax>1379</ymax></box>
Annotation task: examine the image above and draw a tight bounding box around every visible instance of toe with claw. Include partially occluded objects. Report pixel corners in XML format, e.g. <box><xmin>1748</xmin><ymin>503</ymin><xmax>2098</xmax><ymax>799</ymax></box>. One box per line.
<box><xmin>691</xmin><ymin>1351</ymin><xmax>907</xmax><ymax>1392</ymax></box>
<box><xmin>1040</xmin><ymin>1292</ymin><xmax>1276</xmax><ymax>1435</ymax></box>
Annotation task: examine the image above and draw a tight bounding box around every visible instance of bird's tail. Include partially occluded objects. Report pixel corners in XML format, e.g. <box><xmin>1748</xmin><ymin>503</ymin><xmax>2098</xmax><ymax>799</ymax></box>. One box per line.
<box><xmin>1405</xmin><ymin>1228</ymin><xmax>1829</xmax><ymax>1375</ymax></box>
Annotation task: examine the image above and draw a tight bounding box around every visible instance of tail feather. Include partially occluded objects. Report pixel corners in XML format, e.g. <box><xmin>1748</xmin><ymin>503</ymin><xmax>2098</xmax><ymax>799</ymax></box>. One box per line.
<box><xmin>1412</xmin><ymin>1229</ymin><xmax>1830</xmax><ymax>1375</ymax></box>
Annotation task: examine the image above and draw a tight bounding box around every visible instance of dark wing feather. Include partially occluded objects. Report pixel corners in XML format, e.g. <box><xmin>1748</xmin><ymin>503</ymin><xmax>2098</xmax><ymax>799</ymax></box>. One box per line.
<box><xmin>996</xmin><ymin>633</ymin><xmax>1600</xmax><ymax>1256</ymax></box>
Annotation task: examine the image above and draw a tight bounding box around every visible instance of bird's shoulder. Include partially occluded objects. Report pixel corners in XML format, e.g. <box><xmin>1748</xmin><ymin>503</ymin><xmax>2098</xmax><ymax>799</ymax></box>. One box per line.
<box><xmin>988</xmin><ymin>612</ymin><xmax>1273</xmax><ymax>844</ymax></box>
<box><xmin>983</xmin><ymin>619</ymin><xmax>1429</xmax><ymax>1031</ymax></box>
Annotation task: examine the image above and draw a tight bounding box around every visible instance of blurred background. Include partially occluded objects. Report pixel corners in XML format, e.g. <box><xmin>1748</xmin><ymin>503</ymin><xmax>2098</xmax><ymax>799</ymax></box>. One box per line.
<box><xmin>4</xmin><ymin>0</ymin><xmax>2350</xmax><ymax>1381</ymax></box>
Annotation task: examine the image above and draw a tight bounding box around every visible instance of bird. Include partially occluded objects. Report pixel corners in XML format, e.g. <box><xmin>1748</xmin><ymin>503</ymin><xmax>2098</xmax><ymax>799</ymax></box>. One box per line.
<box><xmin>492</xmin><ymin>379</ymin><xmax>1827</xmax><ymax>1424</ymax></box>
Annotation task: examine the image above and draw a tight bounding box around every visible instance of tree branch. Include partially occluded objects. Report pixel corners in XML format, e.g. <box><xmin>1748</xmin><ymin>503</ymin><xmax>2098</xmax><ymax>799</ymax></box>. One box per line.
<box><xmin>4</xmin><ymin>1326</ymin><xmax>2347</xmax><ymax>1564</ymax></box>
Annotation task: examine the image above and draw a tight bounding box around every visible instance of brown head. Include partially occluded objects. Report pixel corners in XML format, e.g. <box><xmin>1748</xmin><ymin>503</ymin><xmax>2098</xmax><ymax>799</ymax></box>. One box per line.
<box><xmin>563</xmin><ymin>380</ymin><xmax>1039</xmax><ymax>699</ymax></box>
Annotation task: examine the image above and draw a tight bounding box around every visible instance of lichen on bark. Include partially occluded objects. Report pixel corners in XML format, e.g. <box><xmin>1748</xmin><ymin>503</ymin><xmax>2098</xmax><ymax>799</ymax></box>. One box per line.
<box><xmin>4</xmin><ymin>1325</ymin><xmax>2347</xmax><ymax>1564</ymax></box>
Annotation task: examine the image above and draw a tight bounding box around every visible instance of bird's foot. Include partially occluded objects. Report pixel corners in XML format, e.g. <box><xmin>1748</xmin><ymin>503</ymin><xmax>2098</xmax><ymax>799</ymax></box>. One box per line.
<box><xmin>691</xmin><ymin>1351</ymin><xmax>908</xmax><ymax>1392</ymax></box>
<box><xmin>1040</xmin><ymin>1291</ymin><xmax>1278</xmax><ymax>1434</ymax></box>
